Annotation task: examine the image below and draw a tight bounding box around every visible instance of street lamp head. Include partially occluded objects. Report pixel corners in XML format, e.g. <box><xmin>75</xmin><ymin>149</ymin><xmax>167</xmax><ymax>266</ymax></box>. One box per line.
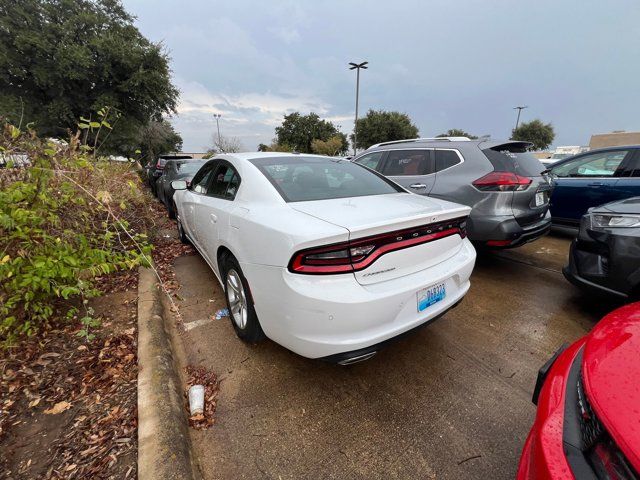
<box><xmin>349</xmin><ymin>61</ymin><xmax>369</xmax><ymax>70</ymax></box>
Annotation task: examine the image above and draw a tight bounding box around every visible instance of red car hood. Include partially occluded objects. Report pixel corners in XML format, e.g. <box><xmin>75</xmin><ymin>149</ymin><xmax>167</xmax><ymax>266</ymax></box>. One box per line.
<box><xmin>583</xmin><ymin>302</ymin><xmax>640</xmax><ymax>470</ymax></box>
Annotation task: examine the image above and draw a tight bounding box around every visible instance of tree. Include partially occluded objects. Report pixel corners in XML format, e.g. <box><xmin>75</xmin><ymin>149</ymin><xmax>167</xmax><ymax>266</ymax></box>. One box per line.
<box><xmin>436</xmin><ymin>129</ymin><xmax>478</xmax><ymax>139</ymax></box>
<box><xmin>275</xmin><ymin>112</ymin><xmax>348</xmax><ymax>154</ymax></box>
<box><xmin>258</xmin><ymin>140</ymin><xmax>293</xmax><ymax>153</ymax></box>
<box><xmin>0</xmin><ymin>0</ymin><xmax>179</xmax><ymax>156</ymax></box>
<box><xmin>311</xmin><ymin>135</ymin><xmax>347</xmax><ymax>156</ymax></box>
<box><xmin>135</xmin><ymin>120</ymin><xmax>182</xmax><ymax>165</ymax></box>
<box><xmin>511</xmin><ymin>119</ymin><xmax>555</xmax><ymax>151</ymax></box>
<box><xmin>207</xmin><ymin>134</ymin><xmax>243</xmax><ymax>154</ymax></box>
<box><xmin>352</xmin><ymin>110</ymin><xmax>419</xmax><ymax>150</ymax></box>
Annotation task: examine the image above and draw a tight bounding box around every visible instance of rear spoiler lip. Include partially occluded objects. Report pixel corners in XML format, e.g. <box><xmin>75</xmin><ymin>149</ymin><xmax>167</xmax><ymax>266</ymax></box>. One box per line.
<box><xmin>478</xmin><ymin>140</ymin><xmax>534</xmax><ymax>151</ymax></box>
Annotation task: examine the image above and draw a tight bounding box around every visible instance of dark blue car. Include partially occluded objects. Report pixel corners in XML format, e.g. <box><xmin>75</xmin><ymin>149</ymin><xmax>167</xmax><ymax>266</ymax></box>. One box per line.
<box><xmin>549</xmin><ymin>145</ymin><xmax>640</xmax><ymax>229</ymax></box>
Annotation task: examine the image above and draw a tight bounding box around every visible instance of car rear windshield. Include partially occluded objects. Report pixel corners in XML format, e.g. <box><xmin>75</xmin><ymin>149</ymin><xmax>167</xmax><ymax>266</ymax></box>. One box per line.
<box><xmin>482</xmin><ymin>143</ymin><xmax>545</xmax><ymax>177</ymax></box>
<box><xmin>250</xmin><ymin>156</ymin><xmax>405</xmax><ymax>202</ymax></box>
<box><xmin>177</xmin><ymin>161</ymin><xmax>205</xmax><ymax>173</ymax></box>
<box><xmin>158</xmin><ymin>155</ymin><xmax>193</xmax><ymax>166</ymax></box>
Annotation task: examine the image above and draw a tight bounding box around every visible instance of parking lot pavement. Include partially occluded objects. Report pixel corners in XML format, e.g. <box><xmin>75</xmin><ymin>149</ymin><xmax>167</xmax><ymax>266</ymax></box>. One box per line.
<box><xmin>171</xmin><ymin>233</ymin><xmax>620</xmax><ymax>479</ymax></box>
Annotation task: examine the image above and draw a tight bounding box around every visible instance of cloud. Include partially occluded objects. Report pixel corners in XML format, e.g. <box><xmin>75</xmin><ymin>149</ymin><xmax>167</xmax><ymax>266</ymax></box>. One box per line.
<box><xmin>170</xmin><ymin>77</ymin><xmax>338</xmax><ymax>151</ymax></box>
<box><xmin>268</xmin><ymin>26</ymin><xmax>301</xmax><ymax>44</ymax></box>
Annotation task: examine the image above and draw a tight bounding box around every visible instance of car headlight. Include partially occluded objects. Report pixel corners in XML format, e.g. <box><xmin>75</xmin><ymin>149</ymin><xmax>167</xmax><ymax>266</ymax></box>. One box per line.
<box><xmin>591</xmin><ymin>214</ymin><xmax>640</xmax><ymax>229</ymax></box>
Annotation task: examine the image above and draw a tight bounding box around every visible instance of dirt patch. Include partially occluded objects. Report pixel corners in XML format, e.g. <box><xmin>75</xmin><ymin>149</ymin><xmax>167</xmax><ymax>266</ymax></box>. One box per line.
<box><xmin>0</xmin><ymin>287</ymin><xmax>138</xmax><ymax>479</ymax></box>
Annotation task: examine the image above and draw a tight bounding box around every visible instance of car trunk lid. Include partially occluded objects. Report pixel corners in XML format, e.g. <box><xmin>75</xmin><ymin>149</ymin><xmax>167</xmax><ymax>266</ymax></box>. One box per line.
<box><xmin>291</xmin><ymin>193</ymin><xmax>471</xmax><ymax>284</ymax></box>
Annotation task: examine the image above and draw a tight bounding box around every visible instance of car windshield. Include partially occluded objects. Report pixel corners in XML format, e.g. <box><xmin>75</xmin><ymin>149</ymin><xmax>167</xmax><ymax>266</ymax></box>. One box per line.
<box><xmin>251</xmin><ymin>156</ymin><xmax>405</xmax><ymax>202</ymax></box>
<box><xmin>177</xmin><ymin>161</ymin><xmax>205</xmax><ymax>173</ymax></box>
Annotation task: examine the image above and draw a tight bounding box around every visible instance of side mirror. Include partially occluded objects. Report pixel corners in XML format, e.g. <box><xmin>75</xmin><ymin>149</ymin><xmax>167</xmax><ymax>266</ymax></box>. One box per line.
<box><xmin>171</xmin><ymin>180</ymin><xmax>188</xmax><ymax>190</ymax></box>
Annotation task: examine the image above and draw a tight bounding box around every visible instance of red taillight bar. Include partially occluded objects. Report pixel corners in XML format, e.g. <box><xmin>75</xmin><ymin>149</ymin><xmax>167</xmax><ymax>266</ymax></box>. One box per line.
<box><xmin>473</xmin><ymin>171</ymin><xmax>531</xmax><ymax>191</ymax></box>
<box><xmin>289</xmin><ymin>217</ymin><xmax>468</xmax><ymax>275</ymax></box>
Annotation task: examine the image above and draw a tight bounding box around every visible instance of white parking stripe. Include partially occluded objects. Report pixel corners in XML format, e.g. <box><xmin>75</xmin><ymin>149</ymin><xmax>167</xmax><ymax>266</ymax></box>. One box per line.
<box><xmin>183</xmin><ymin>318</ymin><xmax>214</xmax><ymax>331</ymax></box>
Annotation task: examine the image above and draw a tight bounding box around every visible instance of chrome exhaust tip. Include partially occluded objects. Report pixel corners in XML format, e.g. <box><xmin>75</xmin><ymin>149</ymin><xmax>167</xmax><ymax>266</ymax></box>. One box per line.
<box><xmin>337</xmin><ymin>351</ymin><xmax>377</xmax><ymax>366</ymax></box>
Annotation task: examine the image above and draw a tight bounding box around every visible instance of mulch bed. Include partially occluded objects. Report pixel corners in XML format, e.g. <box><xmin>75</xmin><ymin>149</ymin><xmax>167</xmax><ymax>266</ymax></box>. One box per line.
<box><xmin>0</xmin><ymin>194</ymin><xmax>201</xmax><ymax>479</ymax></box>
<box><xmin>0</xmin><ymin>287</ymin><xmax>138</xmax><ymax>479</ymax></box>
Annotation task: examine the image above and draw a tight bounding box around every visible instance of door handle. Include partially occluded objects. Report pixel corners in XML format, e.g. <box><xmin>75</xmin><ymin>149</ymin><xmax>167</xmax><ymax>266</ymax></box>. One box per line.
<box><xmin>210</xmin><ymin>213</ymin><xmax>217</xmax><ymax>223</ymax></box>
<box><xmin>587</xmin><ymin>182</ymin><xmax>605</xmax><ymax>187</ymax></box>
<box><xmin>409</xmin><ymin>183</ymin><xmax>427</xmax><ymax>189</ymax></box>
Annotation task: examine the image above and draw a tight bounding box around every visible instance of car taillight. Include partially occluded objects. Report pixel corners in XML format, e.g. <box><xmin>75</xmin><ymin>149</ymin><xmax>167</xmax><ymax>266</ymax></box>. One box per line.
<box><xmin>289</xmin><ymin>217</ymin><xmax>467</xmax><ymax>274</ymax></box>
<box><xmin>472</xmin><ymin>171</ymin><xmax>532</xmax><ymax>191</ymax></box>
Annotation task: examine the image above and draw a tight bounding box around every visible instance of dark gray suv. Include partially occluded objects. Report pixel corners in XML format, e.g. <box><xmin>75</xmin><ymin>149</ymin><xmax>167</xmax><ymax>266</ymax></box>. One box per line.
<box><xmin>353</xmin><ymin>137</ymin><xmax>553</xmax><ymax>248</ymax></box>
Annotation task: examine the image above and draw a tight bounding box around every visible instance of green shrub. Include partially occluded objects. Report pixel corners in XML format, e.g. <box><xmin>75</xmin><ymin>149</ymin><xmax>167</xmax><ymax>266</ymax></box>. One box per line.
<box><xmin>0</xmin><ymin>124</ymin><xmax>152</xmax><ymax>345</ymax></box>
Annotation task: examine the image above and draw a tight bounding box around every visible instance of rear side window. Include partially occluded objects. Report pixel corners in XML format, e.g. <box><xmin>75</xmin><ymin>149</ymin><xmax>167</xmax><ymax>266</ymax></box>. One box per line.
<box><xmin>382</xmin><ymin>150</ymin><xmax>434</xmax><ymax>176</ymax></box>
<box><xmin>251</xmin><ymin>156</ymin><xmax>404</xmax><ymax>202</ymax></box>
<box><xmin>482</xmin><ymin>143</ymin><xmax>544</xmax><ymax>177</ymax></box>
<box><xmin>435</xmin><ymin>150</ymin><xmax>462</xmax><ymax>171</ymax></box>
<box><xmin>355</xmin><ymin>151</ymin><xmax>384</xmax><ymax>171</ymax></box>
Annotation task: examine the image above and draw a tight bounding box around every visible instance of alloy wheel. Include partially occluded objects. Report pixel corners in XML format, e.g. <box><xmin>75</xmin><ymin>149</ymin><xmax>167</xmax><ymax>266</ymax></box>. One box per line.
<box><xmin>226</xmin><ymin>269</ymin><xmax>248</xmax><ymax>329</ymax></box>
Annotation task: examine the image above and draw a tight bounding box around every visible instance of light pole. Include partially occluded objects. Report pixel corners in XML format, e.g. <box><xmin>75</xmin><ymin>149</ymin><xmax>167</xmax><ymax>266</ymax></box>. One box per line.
<box><xmin>513</xmin><ymin>105</ymin><xmax>528</xmax><ymax>131</ymax></box>
<box><xmin>213</xmin><ymin>113</ymin><xmax>222</xmax><ymax>145</ymax></box>
<box><xmin>349</xmin><ymin>61</ymin><xmax>368</xmax><ymax>156</ymax></box>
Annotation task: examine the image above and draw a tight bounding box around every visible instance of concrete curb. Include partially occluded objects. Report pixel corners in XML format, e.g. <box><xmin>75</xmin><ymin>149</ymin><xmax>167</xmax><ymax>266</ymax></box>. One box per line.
<box><xmin>137</xmin><ymin>266</ymin><xmax>200</xmax><ymax>480</ymax></box>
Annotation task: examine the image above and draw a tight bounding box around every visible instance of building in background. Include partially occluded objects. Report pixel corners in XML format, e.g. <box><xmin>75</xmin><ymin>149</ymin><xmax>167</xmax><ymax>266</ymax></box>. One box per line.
<box><xmin>590</xmin><ymin>131</ymin><xmax>640</xmax><ymax>149</ymax></box>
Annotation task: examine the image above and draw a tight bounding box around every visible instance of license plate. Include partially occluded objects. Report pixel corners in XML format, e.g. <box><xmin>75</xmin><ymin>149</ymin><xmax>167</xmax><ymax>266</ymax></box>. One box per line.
<box><xmin>417</xmin><ymin>282</ymin><xmax>446</xmax><ymax>312</ymax></box>
<box><xmin>535</xmin><ymin>191</ymin><xmax>546</xmax><ymax>207</ymax></box>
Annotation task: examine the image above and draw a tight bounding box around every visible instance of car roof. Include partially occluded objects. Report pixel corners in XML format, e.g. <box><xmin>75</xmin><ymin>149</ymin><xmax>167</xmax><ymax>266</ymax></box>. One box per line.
<box><xmin>219</xmin><ymin>152</ymin><xmax>337</xmax><ymax>162</ymax></box>
<box><xmin>361</xmin><ymin>138</ymin><xmax>531</xmax><ymax>153</ymax></box>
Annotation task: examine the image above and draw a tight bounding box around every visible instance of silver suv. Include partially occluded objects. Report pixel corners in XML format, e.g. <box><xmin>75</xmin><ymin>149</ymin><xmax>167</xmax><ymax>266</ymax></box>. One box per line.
<box><xmin>353</xmin><ymin>137</ymin><xmax>552</xmax><ymax>248</ymax></box>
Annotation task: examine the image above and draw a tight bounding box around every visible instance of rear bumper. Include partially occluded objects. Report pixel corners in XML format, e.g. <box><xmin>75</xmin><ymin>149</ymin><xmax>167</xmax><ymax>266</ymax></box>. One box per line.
<box><xmin>242</xmin><ymin>239</ymin><xmax>476</xmax><ymax>359</ymax></box>
<box><xmin>468</xmin><ymin>211</ymin><xmax>552</xmax><ymax>248</ymax></box>
<box><xmin>319</xmin><ymin>298</ymin><xmax>463</xmax><ymax>364</ymax></box>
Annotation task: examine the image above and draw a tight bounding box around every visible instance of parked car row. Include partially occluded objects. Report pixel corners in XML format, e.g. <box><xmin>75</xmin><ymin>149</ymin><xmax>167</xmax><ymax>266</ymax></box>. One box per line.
<box><xmin>145</xmin><ymin>145</ymin><xmax>640</xmax><ymax>478</ymax></box>
<box><xmin>144</xmin><ymin>153</ymin><xmax>194</xmax><ymax>196</ymax></box>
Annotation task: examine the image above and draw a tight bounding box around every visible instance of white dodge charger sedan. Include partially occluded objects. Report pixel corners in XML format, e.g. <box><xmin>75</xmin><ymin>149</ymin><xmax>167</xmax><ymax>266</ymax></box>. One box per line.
<box><xmin>172</xmin><ymin>153</ymin><xmax>476</xmax><ymax>364</ymax></box>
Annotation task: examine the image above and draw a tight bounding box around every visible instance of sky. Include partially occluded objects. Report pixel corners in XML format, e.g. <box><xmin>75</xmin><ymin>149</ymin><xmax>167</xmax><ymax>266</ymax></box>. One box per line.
<box><xmin>123</xmin><ymin>0</ymin><xmax>640</xmax><ymax>152</ymax></box>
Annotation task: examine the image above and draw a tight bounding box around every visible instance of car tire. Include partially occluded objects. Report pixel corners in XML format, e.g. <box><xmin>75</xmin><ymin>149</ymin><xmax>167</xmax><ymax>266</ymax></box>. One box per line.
<box><xmin>168</xmin><ymin>198</ymin><xmax>177</xmax><ymax>219</ymax></box>
<box><xmin>176</xmin><ymin>212</ymin><xmax>189</xmax><ymax>244</ymax></box>
<box><xmin>222</xmin><ymin>255</ymin><xmax>265</xmax><ymax>343</ymax></box>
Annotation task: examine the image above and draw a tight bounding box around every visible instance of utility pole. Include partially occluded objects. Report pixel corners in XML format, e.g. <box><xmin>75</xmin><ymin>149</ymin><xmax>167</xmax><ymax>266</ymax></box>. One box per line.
<box><xmin>513</xmin><ymin>106</ymin><xmax>528</xmax><ymax>131</ymax></box>
<box><xmin>213</xmin><ymin>113</ymin><xmax>222</xmax><ymax>145</ymax></box>
<box><xmin>349</xmin><ymin>61</ymin><xmax>368</xmax><ymax>156</ymax></box>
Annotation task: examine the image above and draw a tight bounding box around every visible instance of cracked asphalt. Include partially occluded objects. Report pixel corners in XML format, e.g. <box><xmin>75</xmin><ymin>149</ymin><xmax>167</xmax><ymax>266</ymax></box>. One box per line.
<box><xmin>171</xmin><ymin>233</ymin><xmax>621</xmax><ymax>479</ymax></box>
